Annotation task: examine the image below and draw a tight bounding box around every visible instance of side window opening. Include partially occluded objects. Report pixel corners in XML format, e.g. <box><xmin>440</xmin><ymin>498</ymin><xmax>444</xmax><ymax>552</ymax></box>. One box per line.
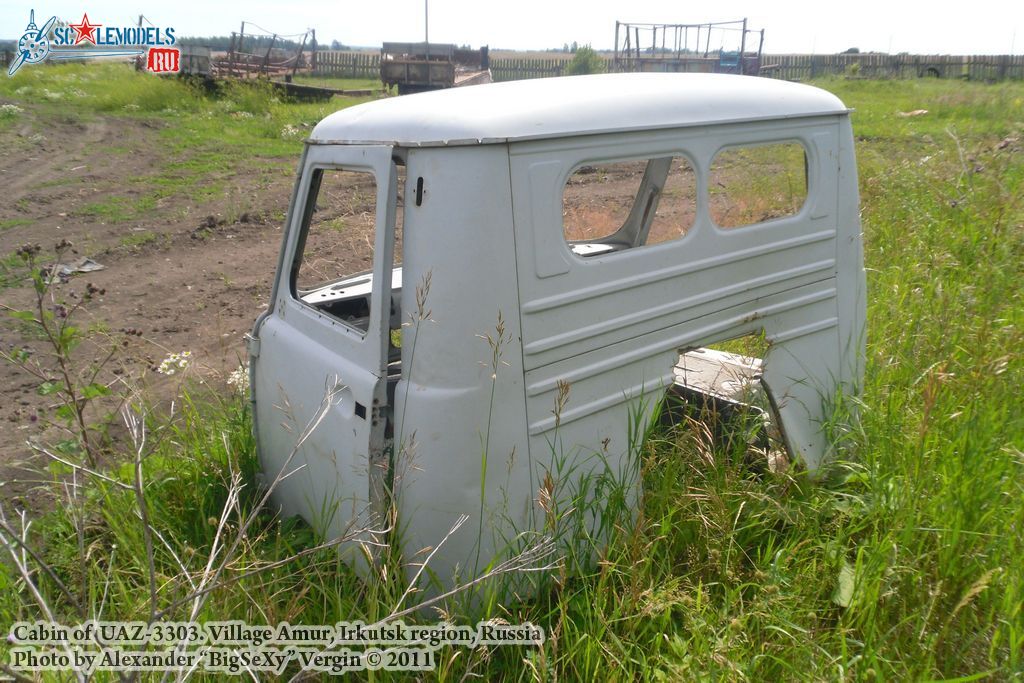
<box><xmin>709</xmin><ymin>142</ymin><xmax>808</xmax><ymax>229</ymax></box>
<box><xmin>562</xmin><ymin>156</ymin><xmax>696</xmax><ymax>256</ymax></box>
<box><xmin>291</xmin><ymin>164</ymin><xmax>405</xmax><ymax>335</ymax></box>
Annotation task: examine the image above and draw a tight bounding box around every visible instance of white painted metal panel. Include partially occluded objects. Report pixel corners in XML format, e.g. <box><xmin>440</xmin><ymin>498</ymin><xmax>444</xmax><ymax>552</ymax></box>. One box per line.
<box><xmin>509</xmin><ymin>116</ymin><xmax>860</xmax><ymax>471</ymax></box>
<box><xmin>390</xmin><ymin>145</ymin><xmax>533</xmax><ymax>584</ymax></box>
<box><xmin>311</xmin><ymin>73</ymin><xmax>848</xmax><ymax>147</ymax></box>
<box><xmin>252</xmin><ymin>144</ymin><xmax>397</xmax><ymax>574</ymax></box>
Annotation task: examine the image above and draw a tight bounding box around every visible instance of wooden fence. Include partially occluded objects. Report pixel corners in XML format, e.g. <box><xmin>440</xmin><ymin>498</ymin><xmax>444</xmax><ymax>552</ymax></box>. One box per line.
<box><xmin>311</xmin><ymin>50</ymin><xmax>1024</xmax><ymax>82</ymax></box>
<box><xmin>312</xmin><ymin>51</ymin><xmax>381</xmax><ymax>79</ymax></box>
<box><xmin>0</xmin><ymin>49</ymin><xmax>1020</xmax><ymax>82</ymax></box>
<box><xmin>762</xmin><ymin>53</ymin><xmax>1024</xmax><ymax>81</ymax></box>
<box><xmin>310</xmin><ymin>51</ymin><xmax>573</xmax><ymax>81</ymax></box>
<box><xmin>490</xmin><ymin>57</ymin><xmax>570</xmax><ymax>81</ymax></box>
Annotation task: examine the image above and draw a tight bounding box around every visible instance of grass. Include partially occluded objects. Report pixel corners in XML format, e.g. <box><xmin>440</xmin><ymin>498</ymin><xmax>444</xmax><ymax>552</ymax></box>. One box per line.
<box><xmin>0</xmin><ymin>251</ymin><xmax>27</xmax><ymax>289</ymax></box>
<box><xmin>290</xmin><ymin>75</ymin><xmax>383</xmax><ymax>91</ymax></box>
<box><xmin>79</xmin><ymin>196</ymin><xmax>150</xmax><ymax>223</ymax></box>
<box><xmin>0</xmin><ymin>63</ymin><xmax>375</xmax><ymax>223</ymax></box>
<box><xmin>118</xmin><ymin>230</ymin><xmax>161</xmax><ymax>250</ymax></box>
<box><xmin>0</xmin><ymin>73</ymin><xmax>1022</xmax><ymax>680</ymax></box>
<box><xmin>0</xmin><ymin>218</ymin><xmax>31</xmax><ymax>231</ymax></box>
<box><xmin>0</xmin><ymin>103</ymin><xmax>25</xmax><ymax>129</ymax></box>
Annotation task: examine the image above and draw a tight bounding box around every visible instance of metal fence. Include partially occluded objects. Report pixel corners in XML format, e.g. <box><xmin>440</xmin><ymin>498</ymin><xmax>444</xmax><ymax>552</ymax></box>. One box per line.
<box><xmin>312</xmin><ymin>50</ymin><xmax>1024</xmax><ymax>82</ymax></box>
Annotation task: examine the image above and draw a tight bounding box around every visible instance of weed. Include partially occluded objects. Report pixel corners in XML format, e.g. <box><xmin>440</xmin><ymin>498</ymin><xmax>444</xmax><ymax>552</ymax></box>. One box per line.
<box><xmin>78</xmin><ymin>197</ymin><xmax>135</xmax><ymax>223</ymax></box>
<box><xmin>0</xmin><ymin>241</ymin><xmax>124</xmax><ymax>467</ymax></box>
<box><xmin>119</xmin><ymin>230</ymin><xmax>160</xmax><ymax>250</ymax></box>
<box><xmin>0</xmin><ymin>251</ymin><xmax>27</xmax><ymax>289</ymax></box>
<box><xmin>0</xmin><ymin>218</ymin><xmax>31</xmax><ymax>231</ymax></box>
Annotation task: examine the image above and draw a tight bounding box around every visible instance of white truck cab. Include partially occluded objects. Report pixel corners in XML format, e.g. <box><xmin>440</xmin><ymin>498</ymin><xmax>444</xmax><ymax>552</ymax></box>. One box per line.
<box><xmin>249</xmin><ymin>72</ymin><xmax>865</xmax><ymax>589</ymax></box>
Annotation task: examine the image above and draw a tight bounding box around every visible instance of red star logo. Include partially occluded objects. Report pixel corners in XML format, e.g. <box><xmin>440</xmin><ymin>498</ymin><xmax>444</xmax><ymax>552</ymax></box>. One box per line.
<box><xmin>68</xmin><ymin>13</ymin><xmax>101</xmax><ymax>45</ymax></box>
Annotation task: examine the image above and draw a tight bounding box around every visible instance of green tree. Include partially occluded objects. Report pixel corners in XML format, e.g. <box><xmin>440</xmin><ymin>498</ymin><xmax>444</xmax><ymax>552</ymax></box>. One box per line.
<box><xmin>564</xmin><ymin>45</ymin><xmax>605</xmax><ymax>75</ymax></box>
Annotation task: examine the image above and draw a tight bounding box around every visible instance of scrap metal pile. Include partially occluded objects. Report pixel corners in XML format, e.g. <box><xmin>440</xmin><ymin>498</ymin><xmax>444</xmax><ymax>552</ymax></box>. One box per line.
<box><xmin>211</xmin><ymin>21</ymin><xmax>317</xmax><ymax>79</ymax></box>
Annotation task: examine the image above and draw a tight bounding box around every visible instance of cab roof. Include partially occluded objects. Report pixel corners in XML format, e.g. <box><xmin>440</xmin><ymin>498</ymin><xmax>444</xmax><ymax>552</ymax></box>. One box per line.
<box><xmin>310</xmin><ymin>72</ymin><xmax>849</xmax><ymax>147</ymax></box>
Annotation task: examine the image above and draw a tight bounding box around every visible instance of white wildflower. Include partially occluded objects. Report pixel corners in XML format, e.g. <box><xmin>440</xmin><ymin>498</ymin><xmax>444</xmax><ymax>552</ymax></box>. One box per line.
<box><xmin>0</xmin><ymin>104</ymin><xmax>23</xmax><ymax>118</ymax></box>
<box><xmin>227</xmin><ymin>364</ymin><xmax>249</xmax><ymax>395</ymax></box>
<box><xmin>280</xmin><ymin>123</ymin><xmax>303</xmax><ymax>140</ymax></box>
<box><xmin>158</xmin><ymin>350</ymin><xmax>192</xmax><ymax>375</ymax></box>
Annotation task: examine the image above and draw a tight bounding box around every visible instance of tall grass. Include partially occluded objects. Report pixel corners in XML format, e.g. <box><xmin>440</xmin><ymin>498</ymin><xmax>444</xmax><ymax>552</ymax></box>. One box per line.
<box><xmin>0</xmin><ymin>392</ymin><xmax>371</xmax><ymax>628</ymax></box>
<box><xmin>0</xmin><ymin>62</ymin><xmax>375</xmax><ymax>163</ymax></box>
<box><xmin>0</xmin><ymin>62</ymin><xmax>203</xmax><ymax>113</ymax></box>
<box><xmin>0</xmin><ymin>74</ymin><xmax>1022</xmax><ymax>679</ymax></box>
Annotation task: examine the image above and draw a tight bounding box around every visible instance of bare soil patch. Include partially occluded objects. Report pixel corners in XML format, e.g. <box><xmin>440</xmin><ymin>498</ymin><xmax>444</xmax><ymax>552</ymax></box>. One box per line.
<box><xmin>0</xmin><ymin>107</ymin><xmax>296</xmax><ymax>510</ymax></box>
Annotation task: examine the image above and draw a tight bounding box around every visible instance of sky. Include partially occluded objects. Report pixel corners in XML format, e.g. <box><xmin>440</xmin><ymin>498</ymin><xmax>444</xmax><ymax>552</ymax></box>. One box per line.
<box><xmin>2</xmin><ymin>0</ymin><xmax>1022</xmax><ymax>55</ymax></box>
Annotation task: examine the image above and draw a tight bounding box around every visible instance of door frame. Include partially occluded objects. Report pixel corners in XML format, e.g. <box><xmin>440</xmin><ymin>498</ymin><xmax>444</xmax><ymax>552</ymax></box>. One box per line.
<box><xmin>252</xmin><ymin>143</ymin><xmax>398</xmax><ymax>568</ymax></box>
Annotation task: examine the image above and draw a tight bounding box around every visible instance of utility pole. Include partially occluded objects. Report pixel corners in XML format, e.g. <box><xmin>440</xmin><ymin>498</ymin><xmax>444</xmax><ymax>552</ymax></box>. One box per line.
<box><xmin>424</xmin><ymin>0</ymin><xmax>429</xmax><ymax>58</ymax></box>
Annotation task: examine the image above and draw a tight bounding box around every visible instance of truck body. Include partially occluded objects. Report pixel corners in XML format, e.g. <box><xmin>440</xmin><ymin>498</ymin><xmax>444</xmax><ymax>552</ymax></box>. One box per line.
<box><xmin>379</xmin><ymin>42</ymin><xmax>491</xmax><ymax>95</ymax></box>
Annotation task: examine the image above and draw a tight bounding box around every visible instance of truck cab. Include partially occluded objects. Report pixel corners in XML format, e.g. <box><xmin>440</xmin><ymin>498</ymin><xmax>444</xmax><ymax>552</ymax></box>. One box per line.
<box><xmin>249</xmin><ymin>72</ymin><xmax>865</xmax><ymax>590</ymax></box>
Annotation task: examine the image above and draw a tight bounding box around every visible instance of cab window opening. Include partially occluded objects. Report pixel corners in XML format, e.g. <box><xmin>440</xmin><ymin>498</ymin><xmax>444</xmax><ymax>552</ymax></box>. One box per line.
<box><xmin>562</xmin><ymin>155</ymin><xmax>697</xmax><ymax>257</ymax></box>
<box><xmin>709</xmin><ymin>141</ymin><xmax>808</xmax><ymax>229</ymax></box>
<box><xmin>290</xmin><ymin>163</ymin><xmax>405</xmax><ymax>336</ymax></box>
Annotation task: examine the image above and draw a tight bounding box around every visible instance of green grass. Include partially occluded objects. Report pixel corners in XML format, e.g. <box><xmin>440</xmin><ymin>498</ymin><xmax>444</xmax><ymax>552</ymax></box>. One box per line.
<box><xmin>0</xmin><ymin>218</ymin><xmax>31</xmax><ymax>231</ymax></box>
<box><xmin>0</xmin><ymin>63</ymin><xmax>375</xmax><ymax>221</ymax></box>
<box><xmin>118</xmin><ymin>230</ymin><xmax>161</xmax><ymax>250</ymax></box>
<box><xmin>1</xmin><ymin>74</ymin><xmax>1022</xmax><ymax>680</ymax></box>
<box><xmin>79</xmin><ymin>196</ymin><xmax>148</xmax><ymax>223</ymax></box>
<box><xmin>0</xmin><ymin>251</ymin><xmax>27</xmax><ymax>289</ymax></box>
<box><xmin>290</xmin><ymin>75</ymin><xmax>383</xmax><ymax>91</ymax></box>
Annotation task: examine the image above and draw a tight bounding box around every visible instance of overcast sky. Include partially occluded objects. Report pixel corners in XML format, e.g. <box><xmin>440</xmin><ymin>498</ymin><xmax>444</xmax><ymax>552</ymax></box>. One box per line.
<box><xmin>3</xmin><ymin>1</ymin><xmax>1022</xmax><ymax>55</ymax></box>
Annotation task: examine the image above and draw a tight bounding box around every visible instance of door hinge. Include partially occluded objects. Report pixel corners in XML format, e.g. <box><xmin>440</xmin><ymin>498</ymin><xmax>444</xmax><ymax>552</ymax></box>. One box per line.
<box><xmin>245</xmin><ymin>333</ymin><xmax>260</xmax><ymax>358</ymax></box>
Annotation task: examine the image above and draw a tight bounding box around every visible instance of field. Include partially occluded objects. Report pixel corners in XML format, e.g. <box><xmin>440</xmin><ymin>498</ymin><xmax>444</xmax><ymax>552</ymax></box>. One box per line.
<box><xmin>0</xmin><ymin>67</ymin><xmax>376</xmax><ymax>505</ymax></box>
<box><xmin>0</xmin><ymin>65</ymin><xmax>1022</xmax><ymax>680</ymax></box>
